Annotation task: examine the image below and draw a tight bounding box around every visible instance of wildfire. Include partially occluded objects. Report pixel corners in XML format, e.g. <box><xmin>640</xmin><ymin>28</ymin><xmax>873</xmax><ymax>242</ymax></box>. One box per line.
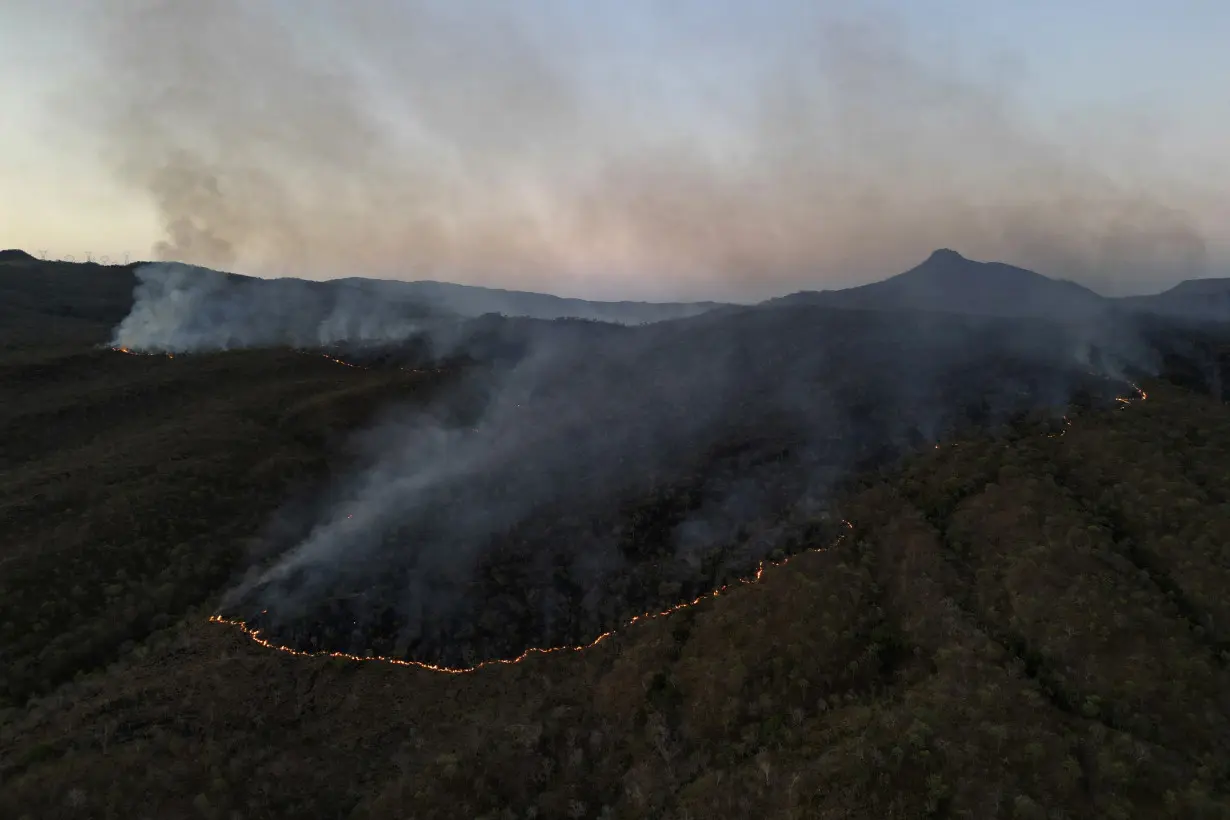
<box><xmin>1045</xmin><ymin>416</ymin><xmax>1074</xmax><ymax>439</ymax></box>
<box><xmin>1117</xmin><ymin>383</ymin><xmax>1148</xmax><ymax>405</ymax></box>
<box><xmin>140</xmin><ymin>344</ymin><xmax>1143</xmax><ymax>671</ymax></box>
<box><xmin>311</xmin><ymin>350</ymin><xmax>443</xmax><ymax>375</ymax></box>
<box><xmin>111</xmin><ymin>345</ymin><xmax>448</xmax><ymax>374</ymax></box>
<box><xmin>110</xmin><ymin>346</ymin><xmax>174</xmax><ymax>359</ymax></box>
<box><xmin>209</xmin><ymin>520</ymin><xmax>856</xmax><ymax>675</ymax></box>
<box><xmin>210</xmin><ymin>379</ymin><xmax>1157</xmax><ymax>672</ymax></box>
<box><xmin>321</xmin><ymin>353</ymin><xmax>367</xmax><ymax>369</ymax></box>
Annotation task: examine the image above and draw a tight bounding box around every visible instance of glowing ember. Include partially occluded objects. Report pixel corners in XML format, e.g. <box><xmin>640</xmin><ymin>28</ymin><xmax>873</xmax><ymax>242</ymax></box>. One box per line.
<box><xmin>210</xmin><ymin>521</ymin><xmax>856</xmax><ymax>674</ymax></box>
<box><xmin>125</xmin><ymin>341</ymin><xmax>1143</xmax><ymax>670</ymax></box>
<box><xmin>321</xmin><ymin>353</ymin><xmax>367</xmax><ymax>369</ymax></box>
<box><xmin>209</xmin><ymin>381</ymin><xmax>1152</xmax><ymax>672</ymax></box>
<box><xmin>112</xmin><ymin>345</ymin><xmax>448</xmax><ymax>373</ymax></box>
<box><xmin>110</xmin><ymin>346</ymin><xmax>174</xmax><ymax>358</ymax></box>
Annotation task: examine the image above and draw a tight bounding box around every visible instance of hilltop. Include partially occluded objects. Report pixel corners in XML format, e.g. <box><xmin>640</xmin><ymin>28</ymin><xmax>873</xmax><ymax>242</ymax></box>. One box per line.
<box><xmin>767</xmin><ymin>249</ymin><xmax>1230</xmax><ymax>325</ymax></box>
<box><xmin>767</xmin><ymin>248</ymin><xmax>1105</xmax><ymax>321</ymax></box>
<box><xmin>1120</xmin><ymin>277</ymin><xmax>1230</xmax><ymax>324</ymax></box>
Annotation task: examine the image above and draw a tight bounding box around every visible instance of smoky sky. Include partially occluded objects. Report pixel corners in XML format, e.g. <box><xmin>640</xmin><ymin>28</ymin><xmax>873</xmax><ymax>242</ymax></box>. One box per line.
<box><xmin>69</xmin><ymin>0</ymin><xmax>1221</xmax><ymax>300</ymax></box>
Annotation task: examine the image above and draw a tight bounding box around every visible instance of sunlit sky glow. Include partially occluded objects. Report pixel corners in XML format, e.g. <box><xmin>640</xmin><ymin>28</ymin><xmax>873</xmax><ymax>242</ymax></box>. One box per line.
<box><xmin>2</xmin><ymin>0</ymin><xmax>1228</xmax><ymax>301</ymax></box>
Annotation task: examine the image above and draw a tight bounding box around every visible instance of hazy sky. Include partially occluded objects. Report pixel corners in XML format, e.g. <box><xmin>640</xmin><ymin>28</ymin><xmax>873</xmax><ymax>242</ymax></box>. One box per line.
<box><xmin>2</xmin><ymin>0</ymin><xmax>1227</xmax><ymax>300</ymax></box>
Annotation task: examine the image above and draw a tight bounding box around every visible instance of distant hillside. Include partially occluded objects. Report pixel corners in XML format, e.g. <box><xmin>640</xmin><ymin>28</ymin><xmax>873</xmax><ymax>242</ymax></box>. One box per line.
<box><xmin>765</xmin><ymin>249</ymin><xmax>1110</xmax><ymax>321</ymax></box>
<box><xmin>5</xmin><ymin>249</ymin><xmax>1228</xmax><ymax>354</ymax></box>
<box><xmin>763</xmin><ymin>248</ymin><xmax>1230</xmax><ymax>327</ymax></box>
<box><xmin>348</xmin><ymin>277</ymin><xmax>725</xmax><ymax>324</ymax></box>
<box><xmin>1118</xmin><ymin>277</ymin><xmax>1230</xmax><ymax>323</ymax></box>
<box><xmin>0</xmin><ymin>255</ymin><xmax>139</xmax><ymax>347</ymax></box>
<box><xmin>0</xmin><ymin>252</ymin><xmax>725</xmax><ymax>351</ymax></box>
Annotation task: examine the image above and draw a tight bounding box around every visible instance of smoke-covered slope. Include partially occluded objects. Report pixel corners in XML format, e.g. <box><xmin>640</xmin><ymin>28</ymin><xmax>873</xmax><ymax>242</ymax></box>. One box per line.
<box><xmin>4</xmin><ymin>378</ymin><xmax>1230</xmax><ymax>819</ymax></box>
<box><xmin>108</xmin><ymin>262</ymin><xmax>724</xmax><ymax>353</ymax></box>
<box><xmin>0</xmin><ymin>246</ymin><xmax>1177</xmax><ymax>672</ymax></box>
<box><xmin>219</xmin><ymin>300</ymin><xmax>1156</xmax><ymax>669</ymax></box>
<box><xmin>1118</xmin><ymin>277</ymin><xmax>1230</xmax><ymax>323</ymax></box>
<box><xmin>6</xmin><ymin>251</ymin><xmax>1230</xmax><ymax>355</ymax></box>
<box><xmin>348</xmin><ymin>278</ymin><xmax>726</xmax><ymax>323</ymax></box>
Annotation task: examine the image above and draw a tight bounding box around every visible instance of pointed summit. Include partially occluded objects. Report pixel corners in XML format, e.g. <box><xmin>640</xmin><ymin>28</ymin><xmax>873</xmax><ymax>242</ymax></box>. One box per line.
<box><xmin>768</xmin><ymin>250</ymin><xmax>1108</xmax><ymax>320</ymax></box>
<box><xmin>924</xmin><ymin>248</ymin><xmax>966</xmax><ymax>264</ymax></box>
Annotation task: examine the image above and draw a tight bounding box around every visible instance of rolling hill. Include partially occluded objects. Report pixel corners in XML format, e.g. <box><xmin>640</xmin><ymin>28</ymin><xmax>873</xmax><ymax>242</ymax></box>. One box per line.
<box><xmin>1119</xmin><ymin>277</ymin><xmax>1230</xmax><ymax>323</ymax></box>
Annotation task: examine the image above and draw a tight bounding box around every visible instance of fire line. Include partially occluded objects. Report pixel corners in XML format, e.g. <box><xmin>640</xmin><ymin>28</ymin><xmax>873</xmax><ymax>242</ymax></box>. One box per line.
<box><xmin>106</xmin><ymin>346</ymin><xmax>1148</xmax><ymax>673</ymax></box>
<box><xmin>208</xmin><ymin>382</ymin><xmax>1147</xmax><ymax>673</ymax></box>
<box><xmin>209</xmin><ymin>520</ymin><xmax>856</xmax><ymax>675</ymax></box>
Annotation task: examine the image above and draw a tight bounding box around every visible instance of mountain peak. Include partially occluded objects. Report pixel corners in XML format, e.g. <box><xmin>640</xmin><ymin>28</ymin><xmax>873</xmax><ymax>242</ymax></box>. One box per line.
<box><xmin>767</xmin><ymin>248</ymin><xmax>1109</xmax><ymax>320</ymax></box>
<box><xmin>924</xmin><ymin>248</ymin><xmax>967</xmax><ymax>264</ymax></box>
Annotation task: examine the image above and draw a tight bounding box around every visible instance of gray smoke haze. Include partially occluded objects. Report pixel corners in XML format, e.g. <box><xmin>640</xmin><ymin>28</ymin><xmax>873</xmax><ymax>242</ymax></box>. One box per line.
<box><xmin>110</xmin><ymin>263</ymin><xmax>442</xmax><ymax>351</ymax></box>
<box><xmin>213</xmin><ymin>301</ymin><xmax>1156</xmax><ymax>663</ymax></box>
<box><xmin>76</xmin><ymin>0</ymin><xmax>1191</xmax><ymax>662</ymax></box>
<box><xmin>68</xmin><ymin>1</ymin><xmax>1223</xmax><ymax>300</ymax></box>
<box><xmin>109</xmin><ymin>261</ymin><xmax>724</xmax><ymax>351</ymax></box>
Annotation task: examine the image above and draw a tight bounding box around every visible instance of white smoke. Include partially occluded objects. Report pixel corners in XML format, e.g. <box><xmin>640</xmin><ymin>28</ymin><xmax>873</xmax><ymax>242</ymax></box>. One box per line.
<box><xmin>110</xmin><ymin>263</ymin><xmax>437</xmax><ymax>351</ymax></box>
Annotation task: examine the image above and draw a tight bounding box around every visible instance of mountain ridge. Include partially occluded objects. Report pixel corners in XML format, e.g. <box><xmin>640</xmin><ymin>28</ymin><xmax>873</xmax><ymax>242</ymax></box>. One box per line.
<box><xmin>2</xmin><ymin>245</ymin><xmax>1230</xmax><ymax>818</ymax></box>
<box><xmin>4</xmin><ymin>248</ymin><xmax>1230</xmax><ymax>329</ymax></box>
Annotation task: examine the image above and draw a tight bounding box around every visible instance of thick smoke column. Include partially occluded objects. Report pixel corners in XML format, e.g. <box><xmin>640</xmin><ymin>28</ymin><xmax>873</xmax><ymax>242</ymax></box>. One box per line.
<box><xmin>67</xmin><ymin>1</ymin><xmax>1223</xmax><ymax>299</ymax></box>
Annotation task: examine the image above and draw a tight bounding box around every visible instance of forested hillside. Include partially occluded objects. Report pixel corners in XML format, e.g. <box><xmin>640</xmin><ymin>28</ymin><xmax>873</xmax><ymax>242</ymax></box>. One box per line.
<box><xmin>3</xmin><ymin>255</ymin><xmax>1230</xmax><ymax>818</ymax></box>
<box><xmin>3</xmin><ymin>378</ymin><xmax>1228</xmax><ymax>819</ymax></box>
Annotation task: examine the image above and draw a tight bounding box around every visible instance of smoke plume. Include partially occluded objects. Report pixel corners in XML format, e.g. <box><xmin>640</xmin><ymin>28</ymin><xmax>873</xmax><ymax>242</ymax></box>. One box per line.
<box><xmin>108</xmin><ymin>260</ymin><xmax>730</xmax><ymax>352</ymax></box>
<box><xmin>110</xmin><ymin>262</ymin><xmax>444</xmax><ymax>351</ymax></box>
<box><xmin>210</xmin><ymin>301</ymin><xmax>1152</xmax><ymax>665</ymax></box>
<box><xmin>67</xmin><ymin>1</ymin><xmax>1224</xmax><ymax>299</ymax></box>
<box><xmin>79</xmin><ymin>0</ymin><xmax>1191</xmax><ymax>664</ymax></box>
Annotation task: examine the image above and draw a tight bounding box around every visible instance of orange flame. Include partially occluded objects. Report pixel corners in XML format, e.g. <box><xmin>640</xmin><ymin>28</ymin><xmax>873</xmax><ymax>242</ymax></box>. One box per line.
<box><xmin>129</xmin><ymin>345</ymin><xmax>1145</xmax><ymax>670</ymax></box>
<box><xmin>321</xmin><ymin>353</ymin><xmax>367</xmax><ymax>369</ymax></box>
<box><xmin>110</xmin><ymin>346</ymin><xmax>174</xmax><ymax>358</ymax></box>
<box><xmin>210</xmin><ymin>521</ymin><xmax>856</xmax><ymax>674</ymax></box>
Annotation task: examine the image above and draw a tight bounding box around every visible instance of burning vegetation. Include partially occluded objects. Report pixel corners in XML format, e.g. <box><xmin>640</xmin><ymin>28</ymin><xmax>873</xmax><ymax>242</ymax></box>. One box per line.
<box><xmin>207</xmin><ymin>520</ymin><xmax>853</xmax><ymax>675</ymax></box>
<box><xmin>3</xmin><ymin>254</ymin><xmax>1227</xmax><ymax>819</ymax></box>
<box><xmin>208</xmin><ymin>381</ymin><xmax>1147</xmax><ymax>674</ymax></box>
<box><xmin>110</xmin><ymin>310</ymin><xmax>1139</xmax><ymax>675</ymax></box>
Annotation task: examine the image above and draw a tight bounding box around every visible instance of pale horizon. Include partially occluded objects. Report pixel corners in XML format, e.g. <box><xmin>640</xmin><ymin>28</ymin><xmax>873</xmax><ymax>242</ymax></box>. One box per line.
<box><xmin>3</xmin><ymin>1</ymin><xmax>1229</xmax><ymax>302</ymax></box>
